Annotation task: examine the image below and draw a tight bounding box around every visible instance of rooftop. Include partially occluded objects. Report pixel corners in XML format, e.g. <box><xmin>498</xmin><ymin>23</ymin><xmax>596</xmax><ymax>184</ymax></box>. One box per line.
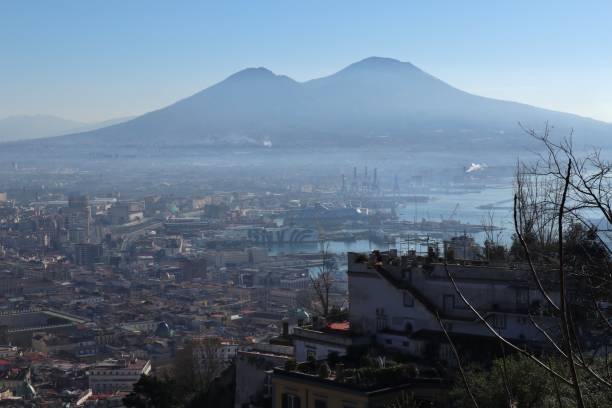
<box><xmin>274</xmin><ymin>361</ymin><xmax>446</xmax><ymax>394</ymax></box>
<box><xmin>91</xmin><ymin>359</ymin><xmax>149</xmax><ymax>371</ymax></box>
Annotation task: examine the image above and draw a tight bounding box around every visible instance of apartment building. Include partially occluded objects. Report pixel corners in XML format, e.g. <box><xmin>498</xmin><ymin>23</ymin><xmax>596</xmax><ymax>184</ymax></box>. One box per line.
<box><xmin>88</xmin><ymin>359</ymin><xmax>151</xmax><ymax>394</ymax></box>
<box><xmin>292</xmin><ymin>322</ymin><xmax>369</xmax><ymax>362</ymax></box>
<box><xmin>0</xmin><ymin>346</ymin><xmax>18</xmax><ymax>359</ymax></box>
<box><xmin>347</xmin><ymin>251</ymin><xmax>560</xmax><ymax>358</ymax></box>
<box><xmin>271</xmin><ymin>365</ymin><xmax>445</xmax><ymax>408</ymax></box>
<box><xmin>235</xmin><ymin>343</ymin><xmax>294</xmax><ymax>408</ymax></box>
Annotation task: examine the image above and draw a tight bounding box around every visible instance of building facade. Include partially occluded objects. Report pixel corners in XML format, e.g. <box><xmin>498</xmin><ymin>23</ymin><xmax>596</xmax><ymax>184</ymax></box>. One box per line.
<box><xmin>88</xmin><ymin>359</ymin><xmax>151</xmax><ymax>394</ymax></box>
<box><xmin>347</xmin><ymin>251</ymin><xmax>560</xmax><ymax>359</ymax></box>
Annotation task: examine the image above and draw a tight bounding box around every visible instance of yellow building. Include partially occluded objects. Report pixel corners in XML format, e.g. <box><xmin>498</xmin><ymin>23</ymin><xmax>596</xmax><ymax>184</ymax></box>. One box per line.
<box><xmin>271</xmin><ymin>366</ymin><xmax>446</xmax><ymax>408</ymax></box>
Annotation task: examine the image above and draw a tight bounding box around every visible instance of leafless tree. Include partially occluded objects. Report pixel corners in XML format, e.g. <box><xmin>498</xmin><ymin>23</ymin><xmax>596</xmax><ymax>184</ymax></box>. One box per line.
<box><xmin>435</xmin><ymin>311</ymin><xmax>479</xmax><ymax>408</ymax></box>
<box><xmin>442</xmin><ymin>125</ymin><xmax>612</xmax><ymax>407</ymax></box>
<box><xmin>174</xmin><ymin>337</ymin><xmax>222</xmax><ymax>395</ymax></box>
<box><xmin>310</xmin><ymin>241</ymin><xmax>335</xmax><ymax>317</ymax></box>
<box><xmin>482</xmin><ymin>210</ymin><xmax>506</xmax><ymax>262</ymax></box>
<box><xmin>482</xmin><ymin>210</ymin><xmax>501</xmax><ymax>245</ymax></box>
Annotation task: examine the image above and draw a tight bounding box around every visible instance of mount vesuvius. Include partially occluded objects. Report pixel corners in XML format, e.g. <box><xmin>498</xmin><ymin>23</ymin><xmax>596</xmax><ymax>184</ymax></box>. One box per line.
<box><xmin>8</xmin><ymin>57</ymin><xmax>611</xmax><ymax>152</ymax></box>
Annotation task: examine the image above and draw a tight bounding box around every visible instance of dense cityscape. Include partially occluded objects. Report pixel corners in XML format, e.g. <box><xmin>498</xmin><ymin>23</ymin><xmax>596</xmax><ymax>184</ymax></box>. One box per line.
<box><xmin>2</xmin><ymin>2</ymin><xmax>611</xmax><ymax>407</ymax></box>
<box><xmin>0</xmin><ymin>163</ymin><xmax>493</xmax><ymax>402</ymax></box>
<box><xmin>0</xmin><ymin>151</ymin><xmax>609</xmax><ymax>407</ymax></box>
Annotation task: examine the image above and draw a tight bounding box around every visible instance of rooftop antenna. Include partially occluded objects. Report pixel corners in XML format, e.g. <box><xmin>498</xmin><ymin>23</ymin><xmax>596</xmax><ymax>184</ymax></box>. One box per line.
<box><xmin>361</xmin><ymin>166</ymin><xmax>369</xmax><ymax>195</ymax></box>
<box><xmin>372</xmin><ymin>168</ymin><xmax>380</xmax><ymax>196</ymax></box>
<box><xmin>393</xmin><ymin>174</ymin><xmax>400</xmax><ymax>197</ymax></box>
<box><xmin>350</xmin><ymin>166</ymin><xmax>359</xmax><ymax>194</ymax></box>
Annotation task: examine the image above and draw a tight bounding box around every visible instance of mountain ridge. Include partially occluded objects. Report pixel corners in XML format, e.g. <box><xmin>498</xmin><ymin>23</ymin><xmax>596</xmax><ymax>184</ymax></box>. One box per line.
<box><xmin>0</xmin><ymin>114</ymin><xmax>136</xmax><ymax>143</ymax></box>
<box><xmin>5</xmin><ymin>57</ymin><xmax>610</xmax><ymax>151</ymax></box>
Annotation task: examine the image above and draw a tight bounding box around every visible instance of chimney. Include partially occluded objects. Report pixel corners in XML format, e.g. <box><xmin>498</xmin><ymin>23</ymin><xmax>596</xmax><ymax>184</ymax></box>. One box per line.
<box><xmin>335</xmin><ymin>363</ymin><xmax>345</xmax><ymax>381</ymax></box>
<box><xmin>282</xmin><ymin>321</ymin><xmax>289</xmax><ymax>337</ymax></box>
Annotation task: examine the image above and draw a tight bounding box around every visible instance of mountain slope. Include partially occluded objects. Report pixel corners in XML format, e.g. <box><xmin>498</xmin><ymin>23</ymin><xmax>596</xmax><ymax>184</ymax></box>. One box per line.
<box><xmin>0</xmin><ymin>115</ymin><xmax>85</xmax><ymax>142</ymax></box>
<box><xmin>0</xmin><ymin>114</ymin><xmax>135</xmax><ymax>142</ymax></box>
<box><xmin>11</xmin><ymin>57</ymin><xmax>612</xmax><ymax>150</ymax></box>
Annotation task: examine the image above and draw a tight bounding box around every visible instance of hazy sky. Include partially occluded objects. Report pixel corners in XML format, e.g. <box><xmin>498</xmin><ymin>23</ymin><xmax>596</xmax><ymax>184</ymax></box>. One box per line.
<box><xmin>2</xmin><ymin>0</ymin><xmax>611</xmax><ymax>123</ymax></box>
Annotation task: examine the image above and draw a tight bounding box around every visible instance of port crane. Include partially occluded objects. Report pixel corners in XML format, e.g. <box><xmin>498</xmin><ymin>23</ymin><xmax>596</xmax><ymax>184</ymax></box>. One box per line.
<box><xmin>441</xmin><ymin>203</ymin><xmax>460</xmax><ymax>221</ymax></box>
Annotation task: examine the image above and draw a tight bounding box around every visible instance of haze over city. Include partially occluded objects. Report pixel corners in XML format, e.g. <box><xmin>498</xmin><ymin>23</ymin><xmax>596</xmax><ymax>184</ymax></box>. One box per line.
<box><xmin>0</xmin><ymin>2</ymin><xmax>610</xmax><ymax>407</ymax></box>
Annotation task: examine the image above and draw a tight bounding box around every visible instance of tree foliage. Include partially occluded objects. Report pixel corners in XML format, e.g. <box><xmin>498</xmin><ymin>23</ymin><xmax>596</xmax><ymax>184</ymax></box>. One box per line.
<box><xmin>124</xmin><ymin>339</ymin><xmax>233</xmax><ymax>408</ymax></box>
<box><xmin>122</xmin><ymin>375</ymin><xmax>180</xmax><ymax>408</ymax></box>
<box><xmin>444</xmin><ymin>128</ymin><xmax>612</xmax><ymax>408</ymax></box>
<box><xmin>451</xmin><ymin>354</ymin><xmax>612</xmax><ymax>408</ymax></box>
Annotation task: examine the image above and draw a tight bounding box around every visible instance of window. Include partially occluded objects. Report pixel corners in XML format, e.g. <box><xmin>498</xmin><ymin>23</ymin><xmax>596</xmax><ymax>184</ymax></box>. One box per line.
<box><xmin>489</xmin><ymin>314</ymin><xmax>506</xmax><ymax>330</ymax></box>
<box><xmin>376</xmin><ymin>308</ymin><xmax>387</xmax><ymax>330</ymax></box>
<box><xmin>314</xmin><ymin>399</ymin><xmax>328</xmax><ymax>408</ymax></box>
<box><xmin>516</xmin><ymin>287</ymin><xmax>529</xmax><ymax>309</ymax></box>
<box><xmin>443</xmin><ymin>294</ymin><xmax>454</xmax><ymax>312</ymax></box>
<box><xmin>306</xmin><ymin>346</ymin><xmax>317</xmax><ymax>360</ymax></box>
<box><xmin>282</xmin><ymin>393</ymin><xmax>301</xmax><ymax>408</ymax></box>
<box><xmin>444</xmin><ymin>294</ymin><xmax>468</xmax><ymax>310</ymax></box>
<box><xmin>385</xmin><ymin>338</ymin><xmax>392</xmax><ymax>345</ymax></box>
<box><xmin>403</xmin><ymin>291</ymin><xmax>414</xmax><ymax>307</ymax></box>
<box><xmin>454</xmin><ymin>298</ymin><xmax>468</xmax><ymax>309</ymax></box>
<box><xmin>263</xmin><ymin>373</ymin><xmax>272</xmax><ymax>398</ymax></box>
<box><xmin>440</xmin><ymin>343</ymin><xmax>453</xmax><ymax>362</ymax></box>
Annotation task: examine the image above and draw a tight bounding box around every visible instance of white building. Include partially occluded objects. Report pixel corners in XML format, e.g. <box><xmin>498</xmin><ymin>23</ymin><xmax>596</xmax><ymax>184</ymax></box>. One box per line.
<box><xmin>292</xmin><ymin>323</ymin><xmax>369</xmax><ymax>362</ymax></box>
<box><xmin>88</xmin><ymin>359</ymin><xmax>151</xmax><ymax>394</ymax></box>
<box><xmin>119</xmin><ymin>320</ymin><xmax>158</xmax><ymax>334</ymax></box>
<box><xmin>216</xmin><ymin>341</ymin><xmax>240</xmax><ymax>362</ymax></box>
<box><xmin>279</xmin><ymin>275</ymin><xmax>310</xmax><ymax>290</ymax></box>
<box><xmin>268</xmin><ymin>289</ymin><xmax>299</xmax><ymax>308</ymax></box>
<box><xmin>234</xmin><ymin>343</ymin><xmax>293</xmax><ymax>408</ymax></box>
<box><xmin>347</xmin><ymin>251</ymin><xmax>560</xmax><ymax>359</ymax></box>
<box><xmin>190</xmin><ymin>337</ymin><xmax>239</xmax><ymax>369</ymax></box>
<box><xmin>0</xmin><ymin>346</ymin><xmax>18</xmax><ymax>359</ymax></box>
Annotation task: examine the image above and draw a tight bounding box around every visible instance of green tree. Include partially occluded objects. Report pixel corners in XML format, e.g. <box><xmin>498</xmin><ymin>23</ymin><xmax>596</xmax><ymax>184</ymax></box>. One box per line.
<box><xmin>386</xmin><ymin>391</ymin><xmax>432</xmax><ymax>408</ymax></box>
<box><xmin>564</xmin><ymin>223</ymin><xmax>612</xmax><ymax>311</ymax></box>
<box><xmin>451</xmin><ymin>354</ymin><xmax>612</xmax><ymax>408</ymax></box>
<box><xmin>123</xmin><ymin>375</ymin><xmax>180</xmax><ymax>408</ymax></box>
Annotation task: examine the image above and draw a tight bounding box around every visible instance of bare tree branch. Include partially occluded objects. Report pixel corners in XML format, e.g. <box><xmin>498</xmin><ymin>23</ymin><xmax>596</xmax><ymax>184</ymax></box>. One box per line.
<box><xmin>443</xmin><ymin>263</ymin><xmax>572</xmax><ymax>386</ymax></box>
<box><xmin>435</xmin><ymin>310</ymin><xmax>479</xmax><ymax>408</ymax></box>
<box><xmin>513</xmin><ymin>193</ymin><xmax>560</xmax><ymax>311</ymax></box>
